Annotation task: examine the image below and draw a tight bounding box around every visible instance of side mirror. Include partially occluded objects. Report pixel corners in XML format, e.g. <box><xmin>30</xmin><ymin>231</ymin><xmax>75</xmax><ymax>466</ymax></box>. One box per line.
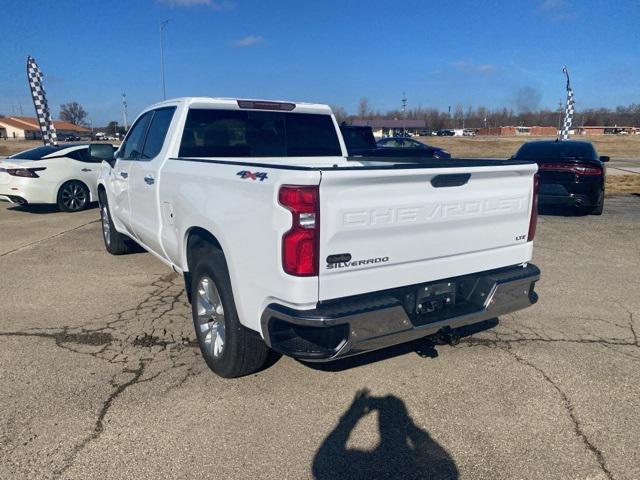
<box><xmin>599</xmin><ymin>155</ymin><xmax>610</xmax><ymax>163</ymax></box>
<box><xmin>90</xmin><ymin>143</ymin><xmax>116</xmax><ymax>167</ymax></box>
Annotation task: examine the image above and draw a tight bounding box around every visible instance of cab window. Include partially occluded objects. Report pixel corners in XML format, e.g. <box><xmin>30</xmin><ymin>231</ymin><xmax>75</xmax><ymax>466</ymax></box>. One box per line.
<box><xmin>141</xmin><ymin>107</ymin><xmax>177</xmax><ymax>159</ymax></box>
<box><xmin>120</xmin><ymin>112</ymin><xmax>153</xmax><ymax>160</ymax></box>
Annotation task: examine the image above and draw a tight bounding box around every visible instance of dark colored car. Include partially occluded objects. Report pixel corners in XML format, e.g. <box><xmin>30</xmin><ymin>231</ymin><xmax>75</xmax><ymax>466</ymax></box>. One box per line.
<box><xmin>64</xmin><ymin>135</ymin><xmax>81</xmax><ymax>142</ymax></box>
<box><xmin>436</xmin><ymin>129</ymin><xmax>455</xmax><ymax>136</ymax></box>
<box><xmin>512</xmin><ymin>140</ymin><xmax>608</xmax><ymax>215</ymax></box>
<box><xmin>376</xmin><ymin>137</ymin><xmax>450</xmax><ymax>158</ymax></box>
<box><xmin>339</xmin><ymin>126</ymin><xmax>450</xmax><ymax>159</ymax></box>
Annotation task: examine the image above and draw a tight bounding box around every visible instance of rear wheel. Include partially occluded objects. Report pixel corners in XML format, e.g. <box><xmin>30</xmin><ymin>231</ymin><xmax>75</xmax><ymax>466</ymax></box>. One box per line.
<box><xmin>190</xmin><ymin>245</ymin><xmax>270</xmax><ymax>378</ymax></box>
<box><xmin>99</xmin><ymin>191</ymin><xmax>133</xmax><ymax>255</ymax></box>
<box><xmin>57</xmin><ymin>180</ymin><xmax>89</xmax><ymax>212</ymax></box>
<box><xmin>591</xmin><ymin>190</ymin><xmax>604</xmax><ymax>215</ymax></box>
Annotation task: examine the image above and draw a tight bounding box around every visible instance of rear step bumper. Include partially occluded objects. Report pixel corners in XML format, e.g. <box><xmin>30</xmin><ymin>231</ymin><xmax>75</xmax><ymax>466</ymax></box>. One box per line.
<box><xmin>261</xmin><ymin>263</ymin><xmax>540</xmax><ymax>361</ymax></box>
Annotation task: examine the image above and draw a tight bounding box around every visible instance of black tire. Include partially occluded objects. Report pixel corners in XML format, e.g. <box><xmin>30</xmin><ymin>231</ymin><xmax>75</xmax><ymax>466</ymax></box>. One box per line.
<box><xmin>57</xmin><ymin>180</ymin><xmax>90</xmax><ymax>212</ymax></box>
<box><xmin>190</xmin><ymin>245</ymin><xmax>270</xmax><ymax>378</ymax></box>
<box><xmin>591</xmin><ymin>190</ymin><xmax>604</xmax><ymax>215</ymax></box>
<box><xmin>99</xmin><ymin>191</ymin><xmax>133</xmax><ymax>255</ymax></box>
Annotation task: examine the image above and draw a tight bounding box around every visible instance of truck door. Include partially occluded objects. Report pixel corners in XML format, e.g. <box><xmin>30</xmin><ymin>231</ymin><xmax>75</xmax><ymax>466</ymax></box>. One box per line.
<box><xmin>128</xmin><ymin>107</ymin><xmax>176</xmax><ymax>256</ymax></box>
<box><xmin>110</xmin><ymin>111</ymin><xmax>153</xmax><ymax>237</ymax></box>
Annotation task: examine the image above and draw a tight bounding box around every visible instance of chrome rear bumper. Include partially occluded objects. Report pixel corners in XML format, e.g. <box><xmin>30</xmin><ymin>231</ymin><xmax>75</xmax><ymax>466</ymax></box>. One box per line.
<box><xmin>261</xmin><ymin>263</ymin><xmax>540</xmax><ymax>361</ymax></box>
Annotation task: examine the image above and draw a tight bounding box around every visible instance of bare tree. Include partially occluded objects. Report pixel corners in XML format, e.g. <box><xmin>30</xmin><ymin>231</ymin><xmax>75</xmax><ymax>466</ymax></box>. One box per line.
<box><xmin>358</xmin><ymin>97</ymin><xmax>370</xmax><ymax>119</ymax></box>
<box><xmin>330</xmin><ymin>105</ymin><xmax>348</xmax><ymax>124</ymax></box>
<box><xmin>339</xmin><ymin>99</ymin><xmax>640</xmax><ymax>129</ymax></box>
<box><xmin>59</xmin><ymin>102</ymin><xmax>88</xmax><ymax>126</ymax></box>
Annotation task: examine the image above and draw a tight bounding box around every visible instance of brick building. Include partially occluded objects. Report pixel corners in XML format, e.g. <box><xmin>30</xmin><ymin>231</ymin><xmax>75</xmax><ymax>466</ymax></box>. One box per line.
<box><xmin>0</xmin><ymin>116</ymin><xmax>90</xmax><ymax>140</ymax></box>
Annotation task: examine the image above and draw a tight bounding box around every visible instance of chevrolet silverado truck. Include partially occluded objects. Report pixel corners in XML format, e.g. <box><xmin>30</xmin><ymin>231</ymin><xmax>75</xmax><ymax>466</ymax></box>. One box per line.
<box><xmin>97</xmin><ymin>97</ymin><xmax>541</xmax><ymax>378</ymax></box>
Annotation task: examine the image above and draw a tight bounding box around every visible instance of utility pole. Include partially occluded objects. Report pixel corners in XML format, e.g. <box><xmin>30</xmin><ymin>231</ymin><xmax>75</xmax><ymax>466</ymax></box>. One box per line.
<box><xmin>401</xmin><ymin>92</ymin><xmax>407</xmax><ymax>136</ymax></box>
<box><xmin>160</xmin><ymin>19</ymin><xmax>170</xmax><ymax>100</ymax></box>
<box><xmin>557</xmin><ymin>99</ymin><xmax>563</xmax><ymax>133</ymax></box>
<box><xmin>121</xmin><ymin>93</ymin><xmax>128</xmax><ymax>130</ymax></box>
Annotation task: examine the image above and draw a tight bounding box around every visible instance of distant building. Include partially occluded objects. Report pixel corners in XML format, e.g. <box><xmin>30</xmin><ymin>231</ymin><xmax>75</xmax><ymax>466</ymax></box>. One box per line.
<box><xmin>0</xmin><ymin>116</ymin><xmax>91</xmax><ymax>140</ymax></box>
<box><xmin>475</xmin><ymin>126</ymin><xmax>557</xmax><ymax>136</ymax></box>
<box><xmin>350</xmin><ymin>119</ymin><xmax>426</xmax><ymax>137</ymax></box>
<box><xmin>572</xmin><ymin>126</ymin><xmax>636</xmax><ymax>135</ymax></box>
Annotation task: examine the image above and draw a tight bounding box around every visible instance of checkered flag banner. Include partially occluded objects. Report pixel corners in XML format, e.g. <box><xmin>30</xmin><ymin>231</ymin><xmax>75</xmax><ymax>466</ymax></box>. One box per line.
<box><xmin>559</xmin><ymin>66</ymin><xmax>574</xmax><ymax>141</ymax></box>
<box><xmin>26</xmin><ymin>56</ymin><xmax>58</xmax><ymax>146</ymax></box>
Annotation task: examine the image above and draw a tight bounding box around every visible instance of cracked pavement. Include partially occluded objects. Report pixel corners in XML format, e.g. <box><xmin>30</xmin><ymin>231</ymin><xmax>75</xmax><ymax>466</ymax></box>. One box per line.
<box><xmin>1</xmin><ymin>197</ymin><xmax>639</xmax><ymax>479</ymax></box>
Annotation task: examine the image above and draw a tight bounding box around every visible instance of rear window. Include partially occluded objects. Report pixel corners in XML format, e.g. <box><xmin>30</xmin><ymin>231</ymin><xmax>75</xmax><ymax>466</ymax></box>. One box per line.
<box><xmin>9</xmin><ymin>146</ymin><xmax>61</xmax><ymax>160</ymax></box>
<box><xmin>179</xmin><ymin>109</ymin><xmax>341</xmax><ymax>158</ymax></box>
<box><xmin>514</xmin><ymin>142</ymin><xmax>597</xmax><ymax>161</ymax></box>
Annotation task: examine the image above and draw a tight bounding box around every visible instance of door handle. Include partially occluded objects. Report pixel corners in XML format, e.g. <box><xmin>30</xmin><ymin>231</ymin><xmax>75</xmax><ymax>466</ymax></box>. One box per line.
<box><xmin>119</xmin><ymin>171</ymin><xmax>128</xmax><ymax>179</ymax></box>
<box><xmin>144</xmin><ymin>175</ymin><xmax>155</xmax><ymax>185</ymax></box>
<box><xmin>81</xmin><ymin>168</ymin><xmax>92</xmax><ymax>172</ymax></box>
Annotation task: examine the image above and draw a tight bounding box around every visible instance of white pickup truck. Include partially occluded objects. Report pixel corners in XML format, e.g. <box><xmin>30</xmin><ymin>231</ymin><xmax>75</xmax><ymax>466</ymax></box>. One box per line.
<box><xmin>97</xmin><ymin>97</ymin><xmax>540</xmax><ymax>378</ymax></box>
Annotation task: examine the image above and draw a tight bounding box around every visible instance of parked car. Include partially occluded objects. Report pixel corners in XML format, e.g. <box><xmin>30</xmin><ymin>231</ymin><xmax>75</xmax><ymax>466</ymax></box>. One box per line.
<box><xmin>340</xmin><ymin>126</ymin><xmax>451</xmax><ymax>159</ymax></box>
<box><xmin>63</xmin><ymin>135</ymin><xmax>81</xmax><ymax>142</ymax></box>
<box><xmin>0</xmin><ymin>143</ymin><xmax>115</xmax><ymax>211</ymax></box>
<box><xmin>512</xmin><ymin>140</ymin><xmax>608</xmax><ymax>215</ymax></box>
<box><xmin>98</xmin><ymin>97</ymin><xmax>540</xmax><ymax>378</ymax></box>
<box><xmin>375</xmin><ymin>136</ymin><xmax>451</xmax><ymax>158</ymax></box>
<box><xmin>436</xmin><ymin>129</ymin><xmax>455</xmax><ymax>136</ymax></box>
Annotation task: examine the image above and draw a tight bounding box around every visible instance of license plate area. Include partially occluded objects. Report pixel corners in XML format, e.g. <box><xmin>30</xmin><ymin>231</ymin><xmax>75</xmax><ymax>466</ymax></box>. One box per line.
<box><xmin>415</xmin><ymin>282</ymin><xmax>456</xmax><ymax>314</ymax></box>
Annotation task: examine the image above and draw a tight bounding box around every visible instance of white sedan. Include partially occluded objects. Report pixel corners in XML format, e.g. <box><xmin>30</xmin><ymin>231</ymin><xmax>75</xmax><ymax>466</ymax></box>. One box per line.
<box><xmin>0</xmin><ymin>144</ymin><xmax>115</xmax><ymax>212</ymax></box>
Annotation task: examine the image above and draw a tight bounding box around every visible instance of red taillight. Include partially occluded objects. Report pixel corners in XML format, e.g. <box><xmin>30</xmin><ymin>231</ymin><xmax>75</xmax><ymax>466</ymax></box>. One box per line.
<box><xmin>528</xmin><ymin>174</ymin><xmax>539</xmax><ymax>241</ymax></box>
<box><xmin>538</xmin><ymin>163</ymin><xmax>601</xmax><ymax>176</ymax></box>
<box><xmin>279</xmin><ymin>185</ymin><xmax>319</xmax><ymax>276</ymax></box>
<box><xmin>6</xmin><ymin>167</ymin><xmax>46</xmax><ymax>178</ymax></box>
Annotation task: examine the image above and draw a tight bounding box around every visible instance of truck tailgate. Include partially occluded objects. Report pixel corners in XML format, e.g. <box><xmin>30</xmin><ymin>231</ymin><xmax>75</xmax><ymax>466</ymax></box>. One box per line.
<box><xmin>318</xmin><ymin>162</ymin><xmax>537</xmax><ymax>301</ymax></box>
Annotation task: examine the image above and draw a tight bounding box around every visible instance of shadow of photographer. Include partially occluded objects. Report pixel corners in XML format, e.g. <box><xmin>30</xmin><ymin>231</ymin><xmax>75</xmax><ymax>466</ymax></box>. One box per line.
<box><xmin>312</xmin><ymin>389</ymin><xmax>458</xmax><ymax>480</ymax></box>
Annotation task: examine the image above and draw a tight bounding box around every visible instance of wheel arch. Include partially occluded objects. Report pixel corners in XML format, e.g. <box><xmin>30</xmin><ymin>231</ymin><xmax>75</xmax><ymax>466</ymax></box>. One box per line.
<box><xmin>183</xmin><ymin>226</ymin><xmax>225</xmax><ymax>304</ymax></box>
<box><xmin>97</xmin><ymin>183</ymin><xmax>106</xmax><ymax>205</ymax></box>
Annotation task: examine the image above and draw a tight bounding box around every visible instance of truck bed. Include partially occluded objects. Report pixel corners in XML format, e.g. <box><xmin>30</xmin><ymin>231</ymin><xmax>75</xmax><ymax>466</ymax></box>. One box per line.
<box><xmin>175</xmin><ymin>155</ymin><xmax>535</xmax><ymax>171</ymax></box>
<box><xmin>345</xmin><ymin>156</ymin><xmax>536</xmax><ymax>169</ymax></box>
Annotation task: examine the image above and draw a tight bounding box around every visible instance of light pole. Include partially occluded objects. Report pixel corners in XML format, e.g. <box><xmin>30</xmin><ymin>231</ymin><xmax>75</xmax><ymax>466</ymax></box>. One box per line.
<box><xmin>160</xmin><ymin>19</ymin><xmax>170</xmax><ymax>100</ymax></box>
<box><xmin>401</xmin><ymin>92</ymin><xmax>407</xmax><ymax>137</ymax></box>
<box><xmin>122</xmin><ymin>93</ymin><xmax>128</xmax><ymax>130</ymax></box>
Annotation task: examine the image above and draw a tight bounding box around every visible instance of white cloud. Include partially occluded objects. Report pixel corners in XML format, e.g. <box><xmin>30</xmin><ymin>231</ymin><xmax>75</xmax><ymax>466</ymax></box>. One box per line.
<box><xmin>159</xmin><ymin>0</ymin><xmax>234</xmax><ymax>10</ymax></box>
<box><xmin>234</xmin><ymin>35</ymin><xmax>264</xmax><ymax>47</ymax></box>
<box><xmin>450</xmin><ymin>60</ymin><xmax>495</xmax><ymax>75</ymax></box>
<box><xmin>476</xmin><ymin>64</ymin><xmax>495</xmax><ymax>74</ymax></box>
<box><xmin>450</xmin><ymin>60</ymin><xmax>470</xmax><ymax>68</ymax></box>
<box><xmin>538</xmin><ymin>0</ymin><xmax>576</xmax><ymax>20</ymax></box>
<box><xmin>539</xmin><ymin>0</ymin><xmax>566</xmax><ymax>10</ymax></box>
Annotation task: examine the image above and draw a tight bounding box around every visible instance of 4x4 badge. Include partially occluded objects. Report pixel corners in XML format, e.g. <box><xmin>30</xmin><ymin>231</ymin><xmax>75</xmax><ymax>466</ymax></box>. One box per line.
<box><xmin>237</xmin><ymin>170</ymin><xmax>268</xmax><ymax>181</ymax></box>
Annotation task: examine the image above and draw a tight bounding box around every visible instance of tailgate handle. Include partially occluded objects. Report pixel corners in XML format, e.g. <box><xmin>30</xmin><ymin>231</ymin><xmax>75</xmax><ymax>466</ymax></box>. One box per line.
<box><xmin>431</xmin><ymin>173</ymin><xmax>471</xmax><ymax>188</ymax></box>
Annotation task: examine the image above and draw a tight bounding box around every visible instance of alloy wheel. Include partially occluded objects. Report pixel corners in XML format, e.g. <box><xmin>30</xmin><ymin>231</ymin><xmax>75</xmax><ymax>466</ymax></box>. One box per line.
<box><xmin>101</xmin><ymin>205</ymin><xmax>111</xmax><ymax>245</ymax></box>
<box><xmin>196</xmin><ymin>276</ymin><xmax>226</xmax><ymax>358</ymax></box>
<box><xmin>60</xmin><ymin>182</ymin><xmax>87</xmax><ymax>211</ymax></box>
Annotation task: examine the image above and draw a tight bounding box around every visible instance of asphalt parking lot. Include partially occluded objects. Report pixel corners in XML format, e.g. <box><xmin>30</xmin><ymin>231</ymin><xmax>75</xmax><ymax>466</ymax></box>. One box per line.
<box><xmin>1</xmin><ymin>197</ymin><xmax>639</xmax><ymax>480</ymax></box>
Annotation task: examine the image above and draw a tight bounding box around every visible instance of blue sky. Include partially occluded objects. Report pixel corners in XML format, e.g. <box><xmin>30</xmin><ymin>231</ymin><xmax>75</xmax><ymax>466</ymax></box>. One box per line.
<box><xmin>0</xmin><ymin>0</ymin><xmax>638</xmax><ymax>125</ymax></box>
